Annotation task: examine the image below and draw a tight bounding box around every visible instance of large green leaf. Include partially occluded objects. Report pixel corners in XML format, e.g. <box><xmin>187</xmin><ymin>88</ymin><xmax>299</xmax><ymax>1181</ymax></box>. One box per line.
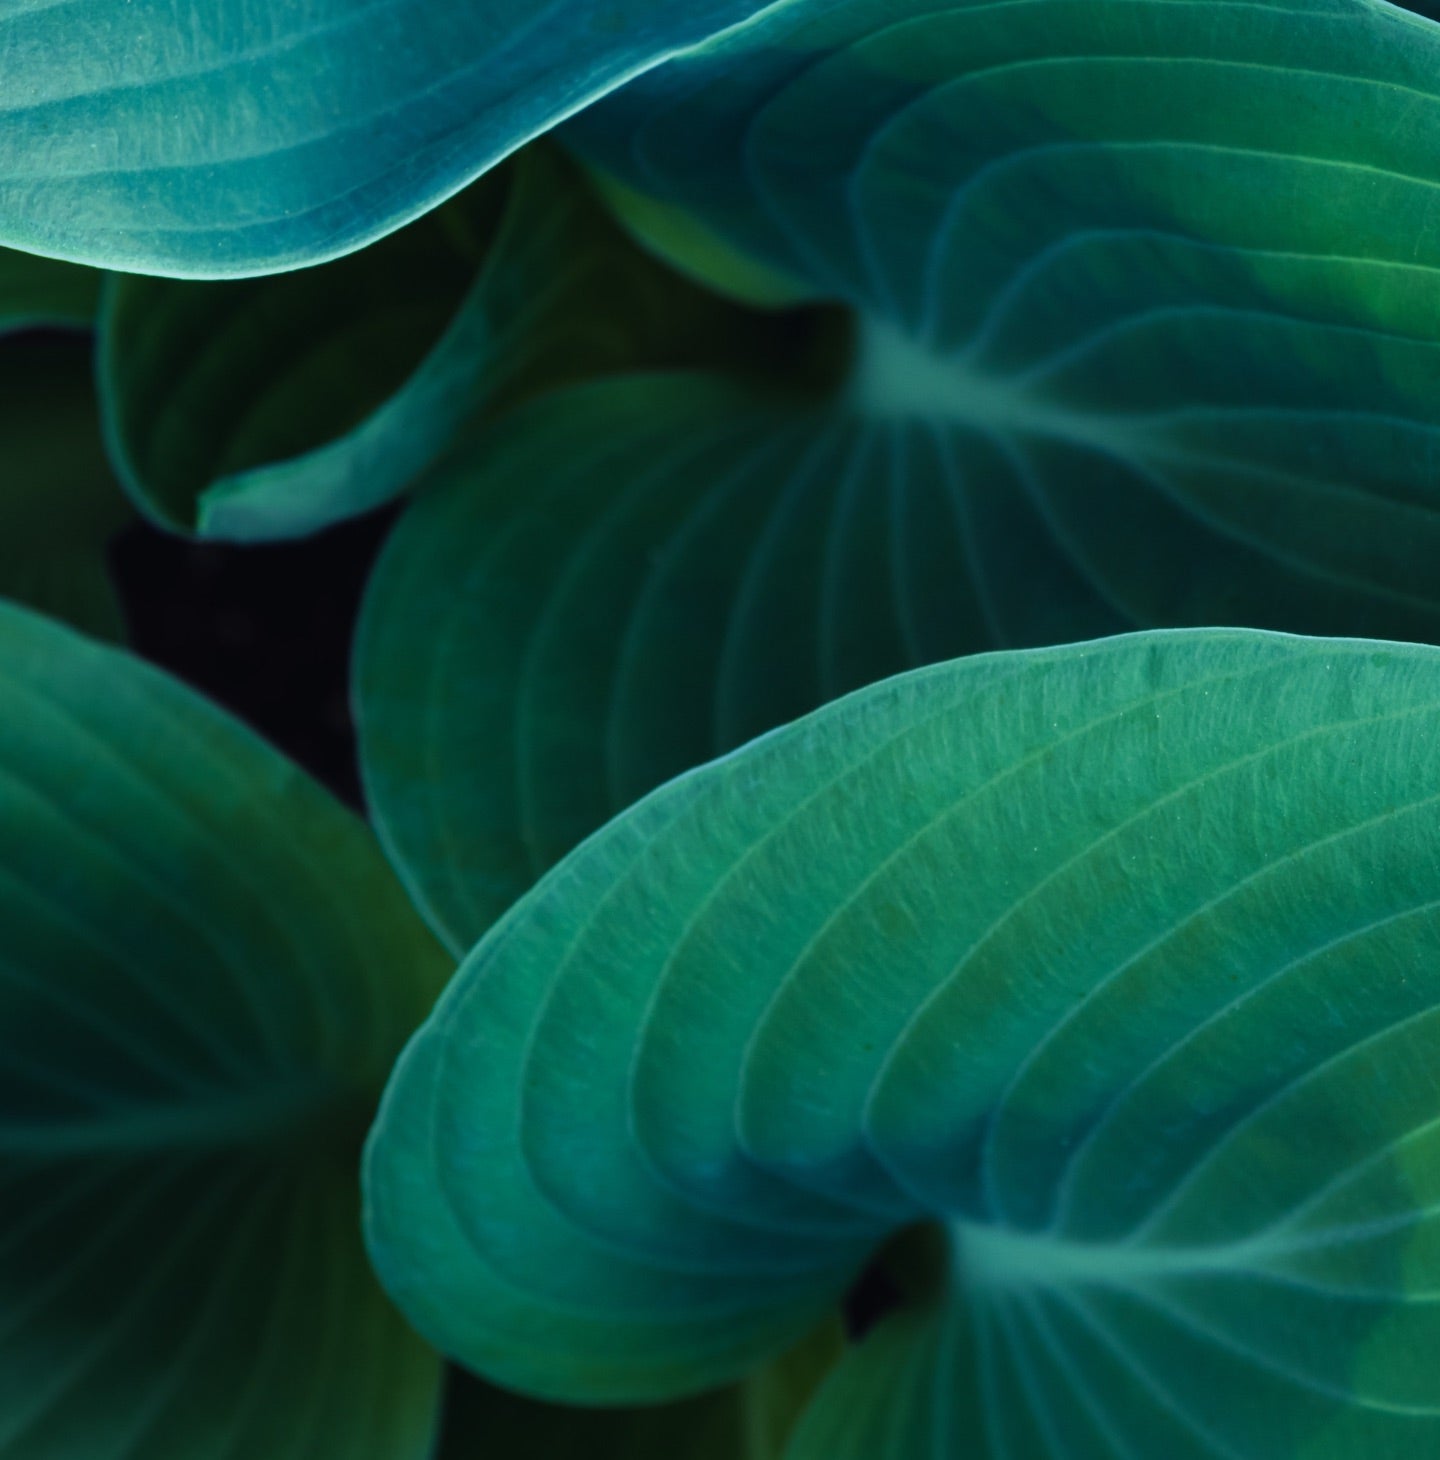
<box><xmin>359</xmin><ymin>0</ymin><xmax>1440</xmax><ymax>949</ymax></box>
<box><xmin>368</xmin><ymin>629</ymin><xmax>1440</xmax><ymax>1456</ymax></box>
<box><xmin>98</xmin><ymin>146</ymin><xmax>769</xmax><ymax>542</ymax></box>
<box><xmin>564</xmin><ymin>0</ymin><xmax>1440</xmax><ymax>619</ymax></box>
<box><xmin>0</xmin><ymin>602</ymin><xmax>450</xmax><ymax>1457</ymax></box>
<box><xmin>353</xmin><ymin>373</ymin><xmax>813</xmax><ymax>949</ymax></box>
<box><xmin>0</xmin><ymin>336</ymin><xmax>131</xmax><ymax>639</ymax></box>
<box><xmin>0</xmin><ymin>0</ymin><xmax>775</xmax><ymax>277</ymax></box>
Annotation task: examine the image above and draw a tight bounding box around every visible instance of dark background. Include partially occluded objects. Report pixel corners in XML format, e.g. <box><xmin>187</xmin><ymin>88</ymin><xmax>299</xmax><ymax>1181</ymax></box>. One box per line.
<box><xmin>110</xmin><ymin>505</ymin><xmax>398</xmax><ymax>811</ymax></box>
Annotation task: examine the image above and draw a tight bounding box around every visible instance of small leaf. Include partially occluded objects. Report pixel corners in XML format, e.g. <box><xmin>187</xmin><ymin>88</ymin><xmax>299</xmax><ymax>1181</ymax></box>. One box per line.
<box><xmin>0</xmin><ymin>0</ymin><xmax>774</xmax><ymax>276</ymax></box>
<box><xmin>367</xmin><ymin>628</ymin><xmax>1440</xmax><ymax>1455</ymax></box>
<box><xmin>0</xmin><ymin>336</ymin><xmax>131</xmax><ymax>639</ymax></box>
<box><xmin>99</xmin><ymin>147</ymin><xmax>762</xmax><ymax>541</ymax></box>
<box><xmin>0</xmin><ymin>602</ymin><xmax>451</xmax><ymax>1458</ymax></box>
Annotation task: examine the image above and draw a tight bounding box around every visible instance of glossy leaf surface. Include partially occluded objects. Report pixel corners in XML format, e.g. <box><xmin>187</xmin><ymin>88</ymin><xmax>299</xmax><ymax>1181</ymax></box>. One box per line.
<box><xmin>0</xmin><ymin>603</ymin><xmax>450</xmax><ymax>1457</ymax></box>
<box><xmin>0</xmin><ymin>0</ymin><xmax>771</xmax><ymax>277</ymax></box>
<box><xmin>99</xmin><ymin>147</ymin><xmax>765</xmax><ymax>542</ymax></box>
<box><xmin>368</xmin><ymin>629</ymin><xmax>1440</xmax><ymax>1456</ymax></box>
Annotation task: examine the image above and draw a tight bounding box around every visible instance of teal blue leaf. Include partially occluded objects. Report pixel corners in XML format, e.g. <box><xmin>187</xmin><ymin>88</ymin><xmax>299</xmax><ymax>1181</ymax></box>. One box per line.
<box><xmin>0</xmin><ymin>0</ymin><xmax>774</xmax><ymax>277</ymax></box>
<box><xmin>0</xmin><ymin>602</ymin><xmax>451</xmax><ymax>1457</ymax></box>
<box><xmin>0</xmin><ymin>249</ymin><xmax>101</xmax><ymax>334</ymax></box>
<box><xmin>96</xmin><ymin>170</ymin><xmax>506</xmax><ymax>541</ymax></box>
<box><xmin>353</xmin><ymin>373</ymin><xmax>805</xmax><ymax>950</ymax></box>
<box><xmin>98</xmin><ymin>145</ymin><xmax>772</xmax><ymax>542</ymax></box>
<box><xmin>359</xmin><ymin>0</ymin><xmax>1440</xmax><ymax>950</ymax></box>
<box><xmin>0</xmin><ymin>336</ymin><xmax>131</xmax><ymax>639</ymax></box>
<box><xmin>566</xmin><ymin>0</ymin><xmax>1440</xmax><ymax>616</ymax></box>
<box><xmin>368</xmin><ymin>628</ymin><xmax>1440</xmax><ymax>1455</ymax></box>
<box><xmin>354</xmin><ymin>330</ymin><xmax>1440</xmax><ymax>954</ymax></box>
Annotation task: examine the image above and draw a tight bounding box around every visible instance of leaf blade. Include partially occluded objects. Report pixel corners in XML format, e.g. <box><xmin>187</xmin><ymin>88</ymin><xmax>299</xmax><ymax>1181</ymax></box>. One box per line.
<box><xmin>0</xmin><ymin>602</ymin><xmax>451</xmax><ymax>1458</ymax></box>
<box><xmin>367</xmin><ymin>629</ymin><xmax>1440</xmax><ymax>1454</ymax></box>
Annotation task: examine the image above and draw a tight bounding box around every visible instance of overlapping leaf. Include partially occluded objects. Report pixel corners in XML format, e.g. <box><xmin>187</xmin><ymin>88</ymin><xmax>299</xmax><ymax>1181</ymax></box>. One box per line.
<box><xmin>356</xmin><ymin>0</ymin><xmax>1440</xmax><ymax>944</ymax></box>
<box><xmin>0</xmin><ymin>0</ymin><xmax>775</xmax><ymax>277</ymax></box>
<box><xmin>0</xmin><ymin>603</ymin><xmax>451</xmax><ymax>1457</ymax></box>
<box><xmin>567</xmin><ymin>0</ymin><xmax>1440</xmax><ymax>642</ymax></box>
<box><xmin>99</xmin><ymin>145</ymin><xmax>783</xmax><ymax>541</ymax></box>
<box><xmin>367</xmin><ymin>629</ymin><xmax>1440</xmax><ymax>1456</ymax></box>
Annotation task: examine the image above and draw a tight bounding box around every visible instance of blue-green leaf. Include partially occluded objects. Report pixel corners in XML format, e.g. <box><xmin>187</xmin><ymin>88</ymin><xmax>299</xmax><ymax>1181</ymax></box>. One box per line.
<box><xmin>0</xmin><ymin>602</ymin><xmax>451</xmax><ymax>1457</ymax></box>
<box><xmin>358</xmin><ymin>0</ymin><xmax>1440</xmax><ymax>949</ymax></box>
<box><xmin>569</xmin><ymin>0</ymin><xmax>1440</xmax><ymax>638</ymax></box>
<box><xmin>0</xmin><ymin>0</ymin><xmax>774</xmax><ymax>277</ymax></box>
<box><xmin>368</xmin><ymin>628</ymin><xmax>1440</xmax><ymax>1455</ymax></box>
<box><xmin>568</xmin><ymin>0</ymin><xmax>1440</xmax><ymax>619</ymax></box>
<box><xmin>353</xmin><ymin>374</ymin><xmax>802</xmax><ymax>949</ymax></box>
<box><xmin>98</xmin><ymin>146</ymin><xmax>762</xmax><ymax>542</ymax></box>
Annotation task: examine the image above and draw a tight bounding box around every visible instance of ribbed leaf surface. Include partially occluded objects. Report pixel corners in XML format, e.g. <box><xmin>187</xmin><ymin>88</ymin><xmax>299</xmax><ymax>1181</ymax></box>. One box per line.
<box><xmin>0</xmin><ymin>0</ymin><xmax>772</xmax><ymax>276</ymax></box>
<box><xmin>571</xmin><ymin>0</ymin><xmax>1440</xmax><ymax>642</ymax></box>
<box><xmin>98</xmin><ymin>147</ymin><xmax>743</xmax><ymax>542</ymax></box>
<box><xmin>368</xmin><ymin>629</ymin><xmax>1440</xmax><ymax>1456</ymax></box>
<box><xmin>0</xmin><ymin>604</ymin><xmax>450</xmax><ymax>1458</ymax></box>
<box><xmin>359</xmin><ymin>0</ymin><xmax>1440</xmax><ymax>947</ymax></box>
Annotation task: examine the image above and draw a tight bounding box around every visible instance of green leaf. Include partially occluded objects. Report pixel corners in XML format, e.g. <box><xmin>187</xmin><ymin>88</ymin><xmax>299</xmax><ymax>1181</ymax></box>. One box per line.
<box><xmin>0</xmin><ymin>602</ymin><xmax>450</xmax><ymax>1457</ymax></box>
<box><xmin>360</xmin><ymin>0</ymin><xmax>1440</xmax><ymax>949</ymax></box>
<box><xmin>353</xmin><ymin>373</ymin><xmax>810</xmax><ymax>950</ymax></box>
<box><xmin>0</xmin><ymin>0</ymin><xmax>774</xmax><ymax>277</ymax></box>
<box><xmin>0</xmin><ymin>248</ymin><xmax>102</xmax><ymax>334</ymax></box>
<box><xmin>368</xmin><ymin>628</ymin><xmax>1440</xmax><ymax>1455</ymax></box>
<box><xmin>587</xmin><ymin>170</ymin><xmax>814</xmax><ymax>310</ymax></box>
<box><xmin>0</xmin><ymin>336</ymin><xmax>131</xmax><ymax>639</ymax></box>
<box><xmin>353</xmin><ymin>325</ymin><xmax>1440</xmax><ymax>956</ymax></box>
<box><xmin>98</xmin><ymin>146</ymin><xmax>770</xmax><ymax>542</ymax></box>
<box><xmin>560</xmin><ymin>0</ymin><xmax>1440</xmax><ymax>619</ymax></box>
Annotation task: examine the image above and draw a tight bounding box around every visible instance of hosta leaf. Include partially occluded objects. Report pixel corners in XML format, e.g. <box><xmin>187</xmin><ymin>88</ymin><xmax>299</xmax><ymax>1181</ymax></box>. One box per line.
<box><xmin>369</xmin><ymin>628</ymin><xmax>1440</xmax><ymax>1457</ymax></box>
<box><xmin>355</xmin><ymin>343</ymin><xmax>1440</xmax><ymax>954</ymax></box>
<box><xmin>0</xmin><ymin>337</ymin><xmax>131</xmax><ymax>639</ymax></box>
<box><xmin>360</xmin><ymin>0</ymin><xmax>1440</xmax><ymax>950</ymax></box>
<box><xmin>0</xmin><ymin>602</ymin><xmax>450</xmax><ymax>1458</ymax></box>
<box><xmin>99</xmin><ymin>145</ymin><xmax>775</xmax><ymax>542</ymax></box>
<box><xmin>0</xmin><ymin>0</ymin><xmax>773</xmax><ymax>277</ymax></box>
<box><xmin>354</xmin><ymin>373</ymin><xmax>811</xmax><ymax>949</ymax></box>
<box><xmin>96</xmin><ymin>171</ymin><xmax>506</xmax><ymax>542</ymax></box>
<box><xmin>0</xmin><ymin>249</ymin><xmax>101</xmax><ymax>333</ymax></box>
<box><xmin>561</xmin><ymin>0</ymin><xmax>1440</xmax><ymax>628</ymax></box>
